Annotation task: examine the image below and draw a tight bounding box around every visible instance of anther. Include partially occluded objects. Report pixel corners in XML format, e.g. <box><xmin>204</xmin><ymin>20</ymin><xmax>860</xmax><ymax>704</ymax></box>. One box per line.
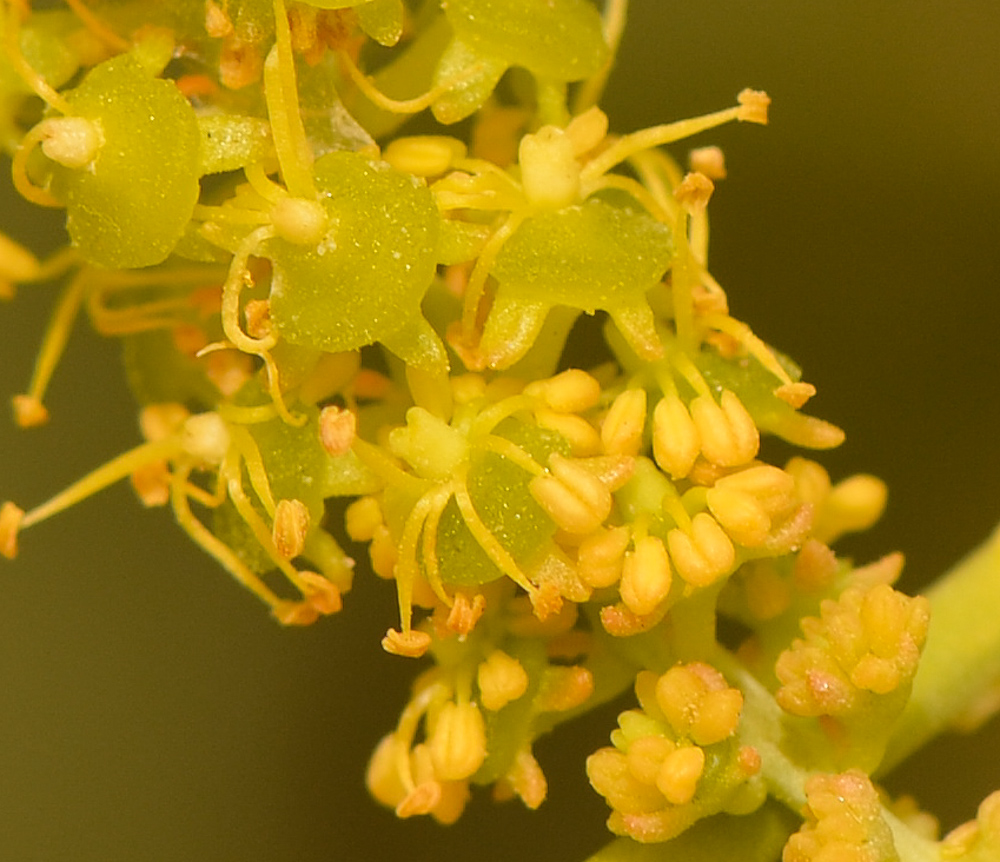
<box><xmin>272</xmin><ymin>498</ymin><xmax>310</xmax><ymax>560</ymax></box>
<box><xmin>319</xmin><ymin>405</ymin><xmax>357</xmax><ymax>457</ymax></box>
<box><xmin>602</xmin><ymin>388</ymin><xmax>647</xmax><ymax>457</ymax></box>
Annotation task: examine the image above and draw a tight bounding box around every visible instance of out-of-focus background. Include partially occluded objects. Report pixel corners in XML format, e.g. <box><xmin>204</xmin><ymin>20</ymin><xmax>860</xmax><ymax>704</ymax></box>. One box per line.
<box><xmin>1</xmin><ymin>2</ymin><xmax>999</xmax><ymax>860</ymax></box>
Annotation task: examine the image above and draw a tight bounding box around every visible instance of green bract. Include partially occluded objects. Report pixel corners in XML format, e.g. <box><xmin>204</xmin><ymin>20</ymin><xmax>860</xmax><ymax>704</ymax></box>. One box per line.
<box><xmin>268</xmin><ymin>150</ymin><xmax>446</xmax><ymax>370</ymax></box>
<box><xmin>435</xmin><ymin>418</ymin><xmax>568</xmax><ymax>587</ymax></box>
<box><xmin>433</xmin><ymin>0</ymin><xmax>608</xmax><ymax>122</ymax></box>
<box><xmin>482</xmin><ymin>198</ymin><xmax>673</xmax><ymax>367</ymax></box>
<box><xmin>55</xmin><ymin>54</ymin><xmax>201</xmax><ymax>268</ymax></box>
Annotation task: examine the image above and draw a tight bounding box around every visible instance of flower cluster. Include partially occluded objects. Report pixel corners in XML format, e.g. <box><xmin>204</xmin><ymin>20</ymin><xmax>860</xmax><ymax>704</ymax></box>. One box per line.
<box><xmin>1</xmin><ymin>2</ymin><xmax>998</xmax><ymax>861</ymax></box>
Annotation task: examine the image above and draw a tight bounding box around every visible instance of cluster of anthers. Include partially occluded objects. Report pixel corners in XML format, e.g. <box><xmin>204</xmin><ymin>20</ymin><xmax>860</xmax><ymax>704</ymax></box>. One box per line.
<box><xmin>2</xmin><ymin>2</ymin><xmax>997</xmax><ymax>860</ymax></box>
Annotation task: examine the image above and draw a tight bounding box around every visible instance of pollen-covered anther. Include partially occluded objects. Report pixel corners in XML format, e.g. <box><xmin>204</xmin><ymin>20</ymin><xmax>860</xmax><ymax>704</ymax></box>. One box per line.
<box><xmin>706</xmin><ymin>465</ymin><xmax>797</xmax><ymax>548</ymax></box>
<box><xmin>656</xmin><ymin>745</ymin><xmax>705</xmax><ymax>806</ymax></box>
<box><xmin>530</xmin><ymin>453</ymin><xmax>613</xmax><ymax>535</ymax></box>
<box><xmin>382</xmin><ymin>628</ymin><xmax>433</xmax><ymax>657</ymax></box>
<box><xmin>319</xmin><ymin>405</ymin><xmax>357</xmax><ymax>457</ymax></box>
<box><xmin>620</xmin><ymin>535</ymin><xmax>672</xmax><ymax>617</ymax></box>
<box><xmin>496</xmin><ymin>746</ymin><xmax>547</xmax><ymax>810</ymax></box>
<box><xmin>445</xmin><ymin>592</ymin><xmax>486</xmax><ymax>637</ymax></box>
<box><xmin>536</xmin><ymin>665</ymin><xmax>594</xmax><ymax>712</ymax></box>
<box><xmin>783</xmin><ymin>770</ymin><xmax>898</xmax><ymax>862</ymax></box>
<box><xmin>689</xmin><ymin>390</ymin><xmax>759</xmax><ymax>468</ymax></box>
<box><xmin>525</xmin><ymin>369</ymin><xmax>602</xmax><ymax>413</ymax></box>
<box><xmin>736</xmin><ymin>89</ymin><xmax>771</xmax><ymax>125</ymax></box>
<box><xmin>689</xmin><ymin>146</ymin><xmax>727</xmax><ymax>180</ymax></box>
<box><xmin>12</xmin><ymin>394</ymin><xmax>49</xmax><ymax>428</ymax></box>
<box><xmin>428</xmin><ymin>701</ymin><xmax>488</xmax><ymax>781</ymax></box>
<box><xmin>666</xmin><ymin>512</ymin><xmax>736</xmax><ymax>588</ymax></box>
<box><xmin>578</xmin><ymin>525</ymin><xmax>631</xmax><ymax>588</ymax></box>
<box><xmin>654</xmin><ymin>662</ymin><xmax>744</xmax><ymax>746</ymax></box>
<box><xmin>652</xmin><ymin>393</ymin><xmax>701</xmax><ymax>479</ymax></box>
<box><xmin>298</xmin><ymin>570</ymin><xmax>343</xmax><ymax>615</ymax></box>
<box><xmin>477</xmin><ymin>649</ymin><xmax>529</xmax><ymax>711</ymax></box>
<box><xmin>0</xmin><ymin>501</ymin><xmax>25</xmax><ymax>560</ymax></box>
<box><xmin>243</xmin><ymin>299</ymin><xmax>271</xmax><ymax>339</ymax></box>
<box><xmin>534</xmin><ymin>409</ymin><xmax>602</xmax><ymax>456</ymax></box>
<box><xmin>602</xmin><ymin>388</ymin><xmax>647</xmax><ymax>456</ymax></box>
<box><xmin>272</xmin><ymin>498</ymin><xmax>310</xmax><ymax>560</ymax></box>
<box><xmin>673</xmin><ymin>171</ymin><xmax>714</xmax><ymax>214</ymax></box>
<box><xmin>139</xmin><ymin>403</ymin><xmax>190</xmax><ymax>442</ymax></box>
<box><xmin>130</xmin><ymin>460</ymin><xmax>172</xmax><ymax>507</ymax></box>
<box><xmin>775</xmin><ymin>381</ymin><xmax>816</xmax><ymax>408</ymax></box>
<box><xmin>204</xmin><ymin>0</ymin><xmax>234</xmax><ymax>37</ymax></box>
<box><xmin>813</xmin><ymin>474</ymin><xmax>888</xmax><ymax>545</ymax></box>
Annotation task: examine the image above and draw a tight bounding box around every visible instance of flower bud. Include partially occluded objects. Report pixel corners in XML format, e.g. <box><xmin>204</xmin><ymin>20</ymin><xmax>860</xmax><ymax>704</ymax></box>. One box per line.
<box><xmin>689</xmin><ymin>390</ymin><xmax>759</xmax><ymax>467</ymax></box>
<box><xmin>428</xmin><ymin>701</ymin><xmax>487</xmax><ymax>781</ymax></box>
<box><xmin>655</xmin><ymin>663</ymin><xmax>743</xmax><ymax>746</ymax></box>
<box><xmin>530</xmin><ymin>453</ymin><xmax>612</xmax><ymax>535</ymax></box>
<box><xmin>578</xmin><ymin>525</ymin><xmax>631</xmax><ymax>588</ymax></box>
<box><xmin>813</xmin><ymin>474</ymin><xmax>888</xmax><ymax>545</ymax></box>
<box><xmin>656</xmin><ymin>745</ymin><xmax>705</xmax><ymax>805</ymax></box>
<box><xmin>652</xmin><ymin>393</ymin><xmax>700</xmax><ymax>479</ymax></box>
<box><xmin>667</xmin><ymin>512</ymin><xmax>735</xmax><ymax>588</ymax></box>
<box><xmin>477</xmin><ymin>650</ymin><xmax>529</xmax><ymax>711</ymax></box>
<box><xmin>525</xmin><ymin>368</ymin><xmax>601</xmax><ymax>412</ymax></box>
<box><xmin>602</xmin><ymin>388</ymin><xmax>647</xmax><ymax>456</ymax></box>
<box><xmin>620</xmin><ymin>535</ymin><xmax>672</xmax><ymax>616</ymax></box>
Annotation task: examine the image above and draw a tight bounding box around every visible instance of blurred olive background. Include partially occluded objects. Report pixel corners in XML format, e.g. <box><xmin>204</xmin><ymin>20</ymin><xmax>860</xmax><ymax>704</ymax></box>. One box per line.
<box><xmin>2</xmin><ymin>2</ymin><xmax>999</xmax><ymax>860</ymax></box>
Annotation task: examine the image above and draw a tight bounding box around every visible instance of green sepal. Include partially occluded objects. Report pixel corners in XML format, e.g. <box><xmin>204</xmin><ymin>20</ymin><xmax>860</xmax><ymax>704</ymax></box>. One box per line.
<box><xmin>268</xmin><ymin>150</ymin><xmax>445</xmax><ymax>369</ymax></box>
<box><xmin>434</xmin><ymin>417</ymin><xmax>568</xmax><ymax>587</ymax></box>
<box><xmin>442</xmin><ymin>0</ymin><xmax>608</xmax><ymax>83</ymax></box>
<box><xmin>483</xmin><ymin>198</ymin><xmax>672</xmax><ymax>367</ymax></box>
<box><xmin>197</xmin><ymin>115</ymin><xmax>274</xmax><ymax>176</ymax></box>
<box><xmin>430</xmin><ymin>34</ymin><xmax>508</xmax><ymax>125</ymax></box>
<box><xmin>56</xmin><ymin>54</ymin><xmax>201</xmax><ymax>268</ymax></box>
<box><xmin>356</xmin><ymin>0</ymin><xmax>405</xmax><ymax>47</ymax></box>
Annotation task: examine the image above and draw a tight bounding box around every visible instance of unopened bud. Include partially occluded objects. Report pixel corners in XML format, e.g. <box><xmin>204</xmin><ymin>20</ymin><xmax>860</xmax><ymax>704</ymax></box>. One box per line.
<box><xmin>477</xmin><ymin>650</ymin><xmax>529</xmax><ymax>711</ymax></box>
<box><xmin>429</xmin><ymin>701</ymin><xmax>487</xmax><ymax>781</ymax></box>
<box><xmin>535</xmin><ymin>409</ymin><xmax>602</xmax><ymax>456</ymax></box>
<box><xmin>620</xmin><ymin>535</ymin><xmax>672</xmax><ymax>616</ymax></box>
<box><xmin>689</xmin><ymin>390</ymin><xmax>759</xmax><ymax>467</ymax></box>
<box><xmin>655</xmin><ymin>662</ymin><xmax>743</xmax><ymax>746</ymax></box>
<box><xmin>602</xmin><ymin>388</ymin><xmax>647</xmax><ymax>456</ymax></box>
<box><xmin>578</xmin><ymin>525</ymin><xmax>631</xmax><ymax>588</ymax></box>
<box><xmin>667</xmin><ymin>512</ymin><xmax>735</xmax><ymax>588</ymax></box>
<box><xmin>525</xmin><ymin>368</ymin><xmax>601</xmax><ymax>413</ymax></box>
<box><xmin>656</xmin><ymin>745</ymin><xmax>705</xmax><ymax>805</ymax></box>
<box><xmin>530</xmin><ymin>453</ymin><xmax>611</xmax><ymax>535</ymax></box>
<box><xmin>536</xmin><ymin>665</ymin><xmax>594</xmax><ymax>712</ymax></box>
<box><xmin>652</xmin><ymin>393</ymin><xmax>700</xmax><ymax>479</ymax></box>
<box><xmin>344</xmin><ymin>496</ymin><xmax>383</xmax><ymax>542</ymax></box>
<box><xmin>814</xmin><ymin>474</ymin><xmax>887</xmax><ymax>544</ymax></box>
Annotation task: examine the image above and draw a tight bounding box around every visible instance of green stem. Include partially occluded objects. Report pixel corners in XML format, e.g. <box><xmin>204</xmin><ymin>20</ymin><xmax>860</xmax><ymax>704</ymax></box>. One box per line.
<box><xmin>880</xmin><ymin>523</ymin><xmax>1000</xmax><ymax>773</ymax></box>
